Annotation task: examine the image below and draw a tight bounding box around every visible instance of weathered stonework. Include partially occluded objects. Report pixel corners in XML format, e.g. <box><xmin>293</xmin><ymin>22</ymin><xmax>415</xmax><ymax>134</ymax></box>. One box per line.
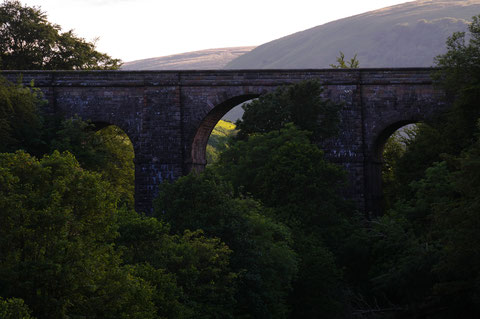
<box><xmin>2</xmin><ymin>69</ymin><xmax>449</xmax><ymax>216</ymax></box>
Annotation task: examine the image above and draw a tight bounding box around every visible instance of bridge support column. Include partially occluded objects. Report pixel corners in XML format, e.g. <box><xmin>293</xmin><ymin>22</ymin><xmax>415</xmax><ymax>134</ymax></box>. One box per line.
<box><xmin>364</xmin><ymin>159</ymin><xmax>384</xmax><ymax>218</ymax></box>
<box><xmin>134</xmin><ymin>160</ymin><xmax>183</xmax><ymax>215</ymax></box>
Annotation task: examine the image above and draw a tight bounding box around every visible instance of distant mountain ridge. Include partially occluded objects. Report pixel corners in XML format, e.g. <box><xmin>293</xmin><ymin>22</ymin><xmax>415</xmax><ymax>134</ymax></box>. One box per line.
<box><xmin>122</xmin><ymin>46</ymin><xmax>255</xmax><ymax>70</ymax></box>
<box><xmin>225</xmin><ymin>0</ymin><xmax>480</xmax><ymax>69</ymax></box>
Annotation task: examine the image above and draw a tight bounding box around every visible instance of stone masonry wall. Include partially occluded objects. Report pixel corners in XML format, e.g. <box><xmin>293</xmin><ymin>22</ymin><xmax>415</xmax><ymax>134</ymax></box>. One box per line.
<box><xmin>2</xmin><ymin>69</ymin><xmax>448</xmax><ymax>215</ymax></box>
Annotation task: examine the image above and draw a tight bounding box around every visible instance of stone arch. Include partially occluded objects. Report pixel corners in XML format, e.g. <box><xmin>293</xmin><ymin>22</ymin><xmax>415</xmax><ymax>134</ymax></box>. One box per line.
<box><xmin>89</xmin><ymin>120</ymin><xmax>136</xmax><ymax>148</ymax></box>
<box><xmin>4</xmin><ymin>68</ymin><xmax>450</xmax><ymax>215</ymax></box>
<box><xmin>90</xmin><ymin>120</ymin><xmax>112</xmax><ymax>130</ymax></box>
<box><xmin>88</xmin><ymin>120</ymin><xmax>137</xmax><ymax>149</ymax></box>
<box><xmin>63</xmin><ymin>116</ymin><xmax>139</xmax><ymax>210</ymax></box>
<box><xmin>80</xmin><ymin>119</ymin><xmax>137</xmax><ymax>171</ymax></box>
<box><xmin>371</xmin><ymin>120</ymin><xmax>418</xmax><ymax>162</ymax></box>
<box><xmin>186</xmin><ymin>93</ymin><xmax>259</xmax><ymax>173</ymax></box>
<box><xmin>365</xmin><ymin>118</ymin><xmax>423</xmax><ymax>217</ymax></box>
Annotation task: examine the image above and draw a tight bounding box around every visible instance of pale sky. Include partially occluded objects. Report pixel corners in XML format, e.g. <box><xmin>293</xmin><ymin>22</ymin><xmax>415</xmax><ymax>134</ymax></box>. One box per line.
<box><xmin>21</xmin><ymin>0</ymin><xmax>413</xmax><ymax>62</ymax></box>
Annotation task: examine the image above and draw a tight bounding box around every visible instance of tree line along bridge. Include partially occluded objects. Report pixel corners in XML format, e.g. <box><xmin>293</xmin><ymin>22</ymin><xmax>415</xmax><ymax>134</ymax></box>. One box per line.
<box><xmin>3</xmin><ymin>68</ymin><xmax>448</xmax><ymax>216</ymax></box>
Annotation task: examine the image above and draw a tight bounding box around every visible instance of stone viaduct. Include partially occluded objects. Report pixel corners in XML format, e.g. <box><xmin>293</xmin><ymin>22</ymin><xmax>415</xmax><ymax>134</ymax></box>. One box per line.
<box><xmin>3</xmin><ymin>69</ymin><xmax>449</xmax><ymax>216</ymax></box>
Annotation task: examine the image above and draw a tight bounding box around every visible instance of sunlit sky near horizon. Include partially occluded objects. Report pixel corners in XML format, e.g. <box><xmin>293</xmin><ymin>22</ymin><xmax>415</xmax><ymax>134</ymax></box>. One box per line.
<box><xmin>21</xmin><ymin>0</ymin><xmax>413</xmax><ymax>62</ymax></box>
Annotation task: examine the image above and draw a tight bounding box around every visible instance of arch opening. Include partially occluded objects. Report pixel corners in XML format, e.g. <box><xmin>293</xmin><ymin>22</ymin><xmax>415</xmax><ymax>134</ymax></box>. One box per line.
<box><xmin>368</xmin><ymin>121</ymin><xmax>420</xmax><ymax>216</ymax></box>
<box><xmin>188</xmin><ymin>94</ymin><xmax>259</xmax><ymax>173</ymax></box>
<box><xmin>84</xmin><ymin>121</ymin><xmax>136</xmax><ymax>209</ymax></box>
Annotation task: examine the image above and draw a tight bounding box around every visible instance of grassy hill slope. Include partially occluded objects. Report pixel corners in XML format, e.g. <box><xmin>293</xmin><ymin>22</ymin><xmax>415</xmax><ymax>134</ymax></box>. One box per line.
<box><xmin>122</xmin><ymin>47</ymin><xmax>255</xmax><ymax>70</ymax></box>
<box><xmin>207</xmin><ymin>120</ymin><xmax>237</xmax><ymax>164</ymax></box>
<box><xmin>225</xmin><ymin>0</ymin><xmax>480</xmax><ymax>68</ymax></box>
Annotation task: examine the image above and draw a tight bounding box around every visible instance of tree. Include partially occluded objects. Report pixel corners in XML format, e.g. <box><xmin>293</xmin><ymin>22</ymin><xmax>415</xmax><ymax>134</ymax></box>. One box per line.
<box><xmin>434</xmin><ymin>15</ymin><xmax>480</xmax><ymax>97</ymax></box>
<box><xmin>235</xmin><ymin>80</ymin><xmax>341</xmax><ymax>141</ymax></box>
<box><xmin>0</xmin><ymin>74</ymin><xmax>136</xmax><ymax>206</ymax></box>
<box><xmin>116</xmin><ymin>208</ymin><xmax>238</xmax><ymax>319</ymax></box>
<box><xmin>1</xmin><ymin>73</ymin><xmax>136</xmax><ymax>206</ymax></box>
<box><xmin>385</xmin><ymin>14</ymin><xmax>480</xmax><ymax>205</ymax></box>
<box><xmin>216</xmin><ymin>124</ymin><xmax>349</xmax><ymax>234</ymax></box>
<box><xmin>395</xmin><ymin>14</ymin><xmax>480</xmax><ymax>187</ymax></box>
<box><xmin>0</xmin><ymin>151</ymin><xmax>156</xmax><ymax>318</ymax></box>
<box><xmin>330</xmin><ymin>51</ymin><xmax>360</xmax><ymax>69</ymax></box>
<box><xmin>154</xmin><ymin>170</ymin><xmax>298</xmax><ymax>318</ymax></box>
<box><xmin>213</xmin><ymin>124</ymin><xmax>353</xmax><ymax>317</ymax></box>
<box><xmin>428</xmin><ymin>128</ymin><xmax>480</xmax><ymax>317</ymax></box>
<box><xmin>0</xmin><ymin>297</ymin><xmax>35</xmax><ymax>319</ymax></box>
<box><xmin>0</xmin><ymin>75</ymin><xmax>45</xmax><ymax>154</ymax></box>
<box><xmin>50</xmin><ymin>119</ymin><xmax>135</xmax><ymax>207</ymax></box>
<box><xmin>0</xmin><ymin>0</ymin><xmax>121</xmax><ymax>70</ymax></box>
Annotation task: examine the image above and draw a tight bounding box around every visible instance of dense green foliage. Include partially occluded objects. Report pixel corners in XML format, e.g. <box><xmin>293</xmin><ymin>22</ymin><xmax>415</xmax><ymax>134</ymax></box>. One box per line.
<box><xmin>0</xmin><ymin>297</ymin><xmax>35</xmax><ymax>319</ymax></box>
<box><xmin>0</xmin><ymin>151</ymin><xmax>156</xmax><ymax>318</ymax></box>
<box><xmin>0</xmin><ymin>0</ymin><xmax>121</xmax><ymax>70</ymax></box>
<box><xmin>215</xmin><ymin>87</ymin><xmax>353</xmax><ymax>317</ymax></box>
<box><xmin>224</xmin><ymin>133</ymin><xmax>350</xmax><ymax>317</ymax></box>
<box><xmin>155</xmin><ymin>170</ymin><xmax>298</xmax><ymax>318</ymax></box>
<box><xmin>0</xmin><ymin>76</ymin><xmax>44</xmax><ymax>154</ymax></box>
<box><xmin>50</xmin><ymin>119</ymin><xmax>135</xmax><ymax>207</ymax></box>
<box><xmin>116</xmin><ymin>209</ymin><xmax>237</xmax><ymax>318</ymax></box>
<box><xmin>0</xmin><ymin>87</ymin><xmax>135</xmax><ymax>206</ymax></box>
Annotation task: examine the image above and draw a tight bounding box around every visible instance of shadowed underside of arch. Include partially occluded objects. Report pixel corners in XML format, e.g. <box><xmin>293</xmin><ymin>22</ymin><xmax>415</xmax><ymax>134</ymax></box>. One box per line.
<box><xmin>366</xmin><ymin>120</ymin><xmax>423</xmax><ymax>217</ymax></box>
<box><xmin>373</xmin><ymin>120</ymin><xmax>419</xmax><ymax>162</ymax></box>
<box><xmin>2</xmin><ymin>69</ymin><xmax>449</xmax><ymax>215</ymax></box>
<box><xmin>187</xmin><ymin>94</ymin><xmax>258</xmax><ymax>172</ymax></box>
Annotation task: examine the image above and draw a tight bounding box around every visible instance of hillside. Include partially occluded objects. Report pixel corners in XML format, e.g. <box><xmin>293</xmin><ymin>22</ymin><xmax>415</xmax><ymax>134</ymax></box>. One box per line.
<box><xmin>207</xmin><ymin>120</ymin><xmax>237</xmax><ymax>163</ymax></box>
<box><xmin>225</xmin><ymin>0</ymin><xmax>480</xmax><ymax>69</ymax></box>
<box><xmin>122</xmin><ymin>46</ymin><xmax>255</xmax><ymax>70</ymax></box>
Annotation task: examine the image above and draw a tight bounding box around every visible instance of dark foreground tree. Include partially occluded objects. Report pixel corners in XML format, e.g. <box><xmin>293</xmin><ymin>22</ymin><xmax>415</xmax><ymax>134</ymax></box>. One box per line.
<box><xmin>154</xmin><ymin>170</ymin><xmax>298</xmax><ymax>318</ymax></box>
<box><xmin>216</xmin><ymin>124</ymin><xmax>350</xmax><ymax>235</ymax></box>
<box><xmin>0</xmin><ymin>0</ymin><xmax>121</xmax><ymax>70</ymax></box>
<box><xmin>214</xmin><ymin>124</ymin><xmax>352</xmax><ymax>318</ymax></box>
<box><xmin>1</xmin><ymin>74</ymin><xmax>136</xmax><ymax>207</ymax></box>
<box><xmin>49</xmin><ymin>118</ymin><xmax>135</xmax><ymax>207</ymax></box>
<box><xmin>0</xmin><ymin>297</ymin><xmax>35</xmax><ymax>319</ymax></box>
<box><xmin>0</xmin><ymin>76</ymin><xmax>45</xmax><ymax>154</ymax></box>
<box><xmin>116</xmin><ymin>208</ymin><xmax>238</xmax><ymax>319</ymax></box>
<box><xmin>0</xmin><ymin>151</ymin><xmax>156</xmax><ymax>318</ymax></box>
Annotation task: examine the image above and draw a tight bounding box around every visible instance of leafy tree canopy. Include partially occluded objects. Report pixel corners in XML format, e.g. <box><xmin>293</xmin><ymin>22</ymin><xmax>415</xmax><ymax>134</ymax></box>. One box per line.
<box><xmin>0</xmin><ymin>75</ymin><xmax>45</xmax><ymax>154</ymax></box>
<box><xmin>434</xmin><ymin>15</ymin><xmax>480</xmax><ymax>95</ymax></box>
<box><xmin>0</xmin><ymin>151</ymin><xmax>156</xmax><ymax>319</ymax></box>
<box><xmin>216</xmin><ymin>124</ymin><xmax>350</xmax><ymax>235</ymax></box>
<box><xmin>0</xmin><ymin>297</ymin><xmax>35</xmax><ymax>319</ymax></box>
<box><xmin>154</xmin><ymin>170</ymin><xmax>298</xmax><ymax>318</ymax></box>
<box><xmin>0</xmin><ymin>0</ymin><xmax>121</xmax><ymax>70</ymax></box>
<box><xmin>212</xmin><ymin>124</ymin><xmax>352</xmax><ymax>317</ymax></box>
<box><xmin>116</xmin><ymin>208</ymin><xmax>238</xmax><ymax>319</ymax></box>
<box><xmin>49</xmin><ymin>118</ymin><xmax>135</xmax><ymax>207</ymax></box>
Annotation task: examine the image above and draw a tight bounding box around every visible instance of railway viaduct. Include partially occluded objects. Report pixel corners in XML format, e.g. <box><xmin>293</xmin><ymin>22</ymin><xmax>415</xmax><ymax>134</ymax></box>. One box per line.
<box><xmin>3</xmin><ymin>69</ymin><xmax>449</xmax><ymax>216</ymax></box>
